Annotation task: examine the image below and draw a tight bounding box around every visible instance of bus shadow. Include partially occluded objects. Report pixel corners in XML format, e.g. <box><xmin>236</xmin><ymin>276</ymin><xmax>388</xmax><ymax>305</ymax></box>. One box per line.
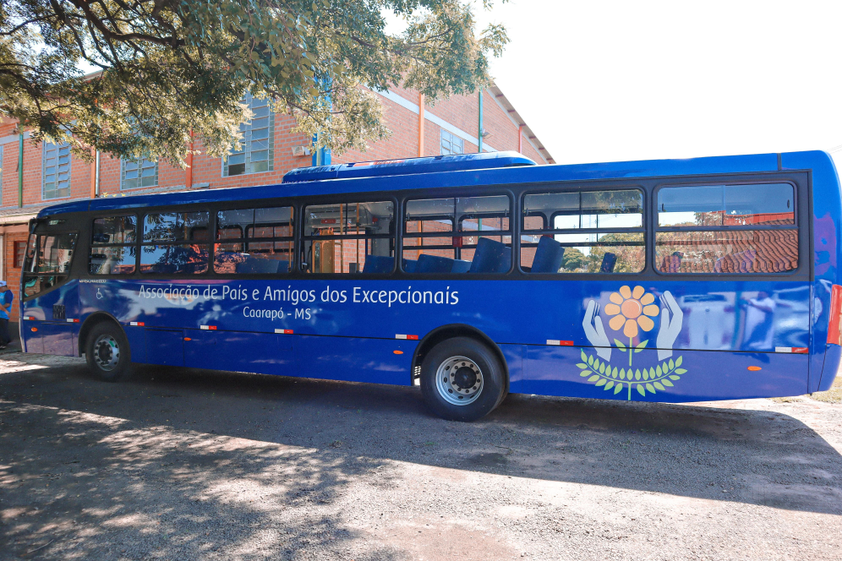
<box><xmin>2</xmin><ymin>357</ymin><xmax>841</xmax><ymax>520</ymax></box>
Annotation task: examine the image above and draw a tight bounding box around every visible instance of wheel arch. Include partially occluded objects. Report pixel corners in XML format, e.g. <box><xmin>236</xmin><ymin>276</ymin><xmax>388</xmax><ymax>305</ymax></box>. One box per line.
<box><xmin>412</xmin><ymin>324</ymin><xmax>509</xmax><ymax>392</ymax></box>
<box><xmin>78</xmin><ymin>312</ymin><xmax>123</xmax><ymax>356</ymax></box>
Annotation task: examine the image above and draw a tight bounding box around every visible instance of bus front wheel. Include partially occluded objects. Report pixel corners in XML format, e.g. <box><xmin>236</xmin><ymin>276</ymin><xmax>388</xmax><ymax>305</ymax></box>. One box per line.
<box><xmin>420</xmin><ymin>337</ymin><xmax>505</xmax><ymax>422</ymax></box>
<box><xmin>85</xmin><ymin>322</ymin><xmax>132</xmax><ymax>382</ymax></box>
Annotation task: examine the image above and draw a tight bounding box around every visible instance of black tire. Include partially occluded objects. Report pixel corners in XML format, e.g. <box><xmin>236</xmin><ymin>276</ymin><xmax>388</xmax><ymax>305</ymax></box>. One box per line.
<box><xmin>85</xmin><ymin>321</ymin><xmax>132</xmax><ymax>382</ymax></box>
<box><xmin>420</xmin><ymin>337</ymin><xmax>506</xmax><ymax>422</ymax></box>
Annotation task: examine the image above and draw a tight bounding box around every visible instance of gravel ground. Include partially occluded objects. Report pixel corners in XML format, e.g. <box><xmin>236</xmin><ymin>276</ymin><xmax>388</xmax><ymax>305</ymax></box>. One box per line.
<box><xmin>1</xmin><ymin>351</ymin><xmax>841</xmax><ymax>560</ymax></box>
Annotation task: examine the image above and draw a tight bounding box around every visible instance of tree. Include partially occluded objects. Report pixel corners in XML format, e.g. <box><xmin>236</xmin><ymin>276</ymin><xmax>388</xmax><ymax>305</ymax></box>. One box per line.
<box><xmin>0</xmin><ymin>0</ymin><xmax>508</xmax><ymax>166</ymax></box>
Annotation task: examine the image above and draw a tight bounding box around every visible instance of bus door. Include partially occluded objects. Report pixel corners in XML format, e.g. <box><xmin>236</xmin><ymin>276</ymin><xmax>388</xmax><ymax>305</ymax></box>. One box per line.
<box><xmin>21</xmin><ymin>219</ymin><xmax>80</xmax><ymax>356</ymax></box>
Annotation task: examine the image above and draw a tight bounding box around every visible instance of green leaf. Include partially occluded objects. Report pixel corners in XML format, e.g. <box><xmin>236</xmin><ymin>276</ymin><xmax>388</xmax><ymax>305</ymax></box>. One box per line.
<box><xmin>654</xmin><ymin>382</ymin><xmax>665</xmax><ymax>391</ymax></box>
<box><xmin>661</xmin><ymin>379</ymin><xmax>674</xmax><ymax>387</ymax></box>
<box><xmin>580</xmin><ymin>370</ymin><xmax>592</xmax><ymax>377</ymax></box>
<box><xmin>576</xmin><ymin>363</ymin><xmax>588</xmax><ymax>369</ymax></box>
<box><xmin>669</xmin><ymin>375</ymin><xmax>680</xmax><ymax>381</ymax></box>
<box><xmin>587</xmin><ymin>355</ymin><xmax>594</xmax><ymax>366</ymax></box>
<box><xmin>646</xmin><ymin>383</ymin><xmax>656</xmax><ymax>393</ymax></box>
<box><xmin>614</xmin><ymin>383</ymin><xmax>624</xmax><ymax>395</ymax></box>
<box><xmin>643</xmin><ymin>369</ymin><xmax>649</xmax><ymax>381</ymax></box>
<box><xmin>581</xmin><ymin>350</ymin><xmax>588</xmax><ymax>362</ymax></box>
<box><xmin>588</xmin><ymin>375</ymin><xmax>600</xmax><ymax>383</ymax></box>
<box><xmin>605</xmin><ymin>381</ymin><xmax>614</xmax><ymax>390</ymax></box>
<box><xmin>593</xmin><ymin>358</ymin><xmax>601</xmax><ymax>371</ymax></box>
<box><xmin>656</xmin><ymin>364</ymin><xmax>663</xmax><ymax>376</ymax></box>
<box><xmin>599</xmin><ymin>363</ymin><xmax>606</xmax><ymax>374</ymax></box>
<box><xmin>634</xmin><ymin>369</ymin><xmax>641</xmax><ymax>381</ymax></box>
<box><xmin>634</xmin><ymin>339</ymin><xmax>648</xmax><ymax>353</ymax></box>
<box><xmin>614</xmin><ymin>339</ymin><xmax>627</xmax><ymax>351</ymax></box>
<box><xmin>619</xmin><ymin>368</ymin><xmax>626</xmax><ymax>380</ymax></box>
<box><xmin>676</xmin><ymin>356</ymin><xmax>683</xmax><ymax>367</ymax></box>
<box><xmin>668</xmin><ymin>359</ymin><xmax>675</xmax><ymax>370</ymax></box>
<box><xmin>675</xmin><ymin>368</ymin><xmax>687</xmax><ymax>374</ymax></box>
<box><xmin>611</xmin><ymin>367</ymin><xmax>618</xmax><ymax>379</ymax></box>
<box><xmin>596</xmin><ymin>378</ymin><xmax>607</xmax><ymax>387</ymax></box>
<box><xmin>637</xmin><ymin>384</ymin><xmax>646</xmax><ymax>397</ymax></box>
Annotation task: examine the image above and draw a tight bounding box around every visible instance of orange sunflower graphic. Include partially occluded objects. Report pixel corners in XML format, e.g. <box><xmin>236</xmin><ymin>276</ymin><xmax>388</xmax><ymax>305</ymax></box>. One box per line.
<box><xmin>604</xmin><ymin>285</ymin><xmax>659</xmax><ymax>339</ymax></box>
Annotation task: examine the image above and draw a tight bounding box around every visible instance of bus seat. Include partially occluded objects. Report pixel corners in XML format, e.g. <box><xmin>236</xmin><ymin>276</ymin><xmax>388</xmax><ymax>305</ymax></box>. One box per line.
<box><xmin>531</xmin><ymin>237</ymin><xmax>565</xmax><ymax>273</ymax></box>
<box><xmin>236</xmin><ymin>256</ymin><xmax>282</xmax><ymax>274</ymax></box>
<box><xmin>402</xmin><ymin>258</ymin><xmax>418</xmax><ymax>273</ymax></box>
<box><xmin>363</xmin><ymin>255</ymin><xmax>394</xmax><ymax>273</ymax></box>
<box><xmin>469</xmin><ymin>238</ymin><xmax>511</xmax><ymax>273</ymax></box>
<box><xmin>451</xmin><ymin>259</ymin><xmax>472</xmax><ymax>273</ymax></box>
<box><xmin>417</xmin><ymin>254</ymin><xmax>455</xmax><ymax>273</ymax></box>
<box><xmin>600</xmin><ymin>252</ymin><xmax>617</xmax><ymax>273</ymax></box>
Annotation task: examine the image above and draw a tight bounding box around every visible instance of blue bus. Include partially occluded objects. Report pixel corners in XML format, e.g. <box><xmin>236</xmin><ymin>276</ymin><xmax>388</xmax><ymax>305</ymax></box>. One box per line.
<box><xmin>20</xmin><ymin>150</ymin><xmax>842</xmax><ymax>421</ymax></box>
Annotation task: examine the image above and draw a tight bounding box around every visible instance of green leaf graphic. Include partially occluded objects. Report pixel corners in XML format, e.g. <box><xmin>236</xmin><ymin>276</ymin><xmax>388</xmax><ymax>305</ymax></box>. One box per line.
<box><xmin>676</xmin><ymin>356</ymin><xmax>683</xmax><ymax>367</ymax></box>
<box><xmin>614</xmin><ymin>383</ymin><xmax>624</xmax><ymax>395</ymax></box>
<box><xmin>675</xmin><ymin>368</ymin><xmax>687</xmax><ymax>374</ymax></box>
<box><xmin>634</xmin><ymin>369</ymin><xmax>641</xmax><ymax>381</ymax></box>
<box><xmin>596</xmin><ymin>378</ymin><xmax>607</xmax><ymax>387</ymax></box>
<box><xmin>587</xmin><ymin>355</ymin><xmax>594</xmax><ymax>366</ymax></box>
<box><xmin>662</xmin><ymin>379</ymin><xmax>674</xmax><ymax>387</ymax></box>
<box><xmin>576</xmin><ymin>363</ymin><xmax>588</xmax><ymax>369</ymax></box>
<box><xmin>668</xmin><ymin>359</ymin><xmax>675</xmax><ymax>370</ymax></box>
<box><xmin>593</xmin><ymin>358</ymin><xmax>601</xmax><ymax>371</ymax></box>
<box><xmin>643</xmin><ymin>369</ymin><xmax>650</xmax><ymax>381</ymax></box>
<box><xmin>669</xmin><ymin>375</ymin><xmax>680</xmax><ymax>381</ymax></box>
<box><xmin>580</xmin><ymin>370</ymin><xmax>592</xmax><ymax>377</ymax></box>
<box><xmin>619</xmin><ymin>368</ymin><xmax>626</xmax><ymax>380</ymax></box>
<box><xmin>656</xmin><ymin>364</ymin><xmax>663</xmax><ymax>376</ymax></box>
<box><xmin>646</xmin><ymin>383</ymin><xmax>655</xmax><ymax>393</ymax></box>
<box><xmin>588</xmin><ymin>375</ymin><xmax>600</xmax><ymax>382</ymax></box>
<box><xmin>614</xmin><ymin>339</ymin><xmax>627</xmax><ymax>351</ymax></box>
<box><xmin>581</xmin><ymin>350</ymin><xmax>588</xmax><ymax>362</ymax></box>
<box><xmin>599</xmin><ymin>363</ymin><xmax>606</xmax><ymax>374</ymax></box>
<box><xmin>611</xmin><ymin>367</ymin><xmax>618</xmax><ymax>379</ymax></box>
<box><xmin>654</xmin><ymin>382</ymin><xmax>665</xmax><ymax>391</ymax></box>
<box><xmin>637</xmin><ymin>385</ymin><xmax>646</xmax><ymax>397</ymax></box>
<box><xmin>634</xmin><ymin>340</ymin><xmax>648</xmax><ymax>353</ymax></box>
<box><xmin>605</xmin><ymin>381</ymin><xmax>615</xmax><ymax>390</ymax></box>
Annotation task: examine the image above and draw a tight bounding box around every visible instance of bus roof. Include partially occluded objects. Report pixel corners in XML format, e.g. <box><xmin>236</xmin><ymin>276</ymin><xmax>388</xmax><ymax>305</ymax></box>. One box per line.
<box><xmin>36</xmin><ymin>150</ymin><xmax>837</xmax><ymax>217</ymax></box>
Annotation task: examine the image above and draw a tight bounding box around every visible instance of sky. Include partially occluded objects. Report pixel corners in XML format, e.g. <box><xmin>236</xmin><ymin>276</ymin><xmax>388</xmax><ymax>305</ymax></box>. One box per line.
<box><xmin>472</xmin><ymin>0</ymin><xmax>842</xmax><ymax>170</ymax></box>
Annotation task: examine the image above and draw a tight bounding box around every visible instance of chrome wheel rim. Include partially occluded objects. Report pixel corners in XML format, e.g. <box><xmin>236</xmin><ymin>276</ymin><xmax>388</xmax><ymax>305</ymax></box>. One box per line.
<box><xmin>435</xmin><ymin>355</ymin><xmax>484</xmax><ymax>406</ymax></box>
<box><xmin>93</xmin><ymin>334</ymin><xmax>120</xmax><ymax>372</ymax></box>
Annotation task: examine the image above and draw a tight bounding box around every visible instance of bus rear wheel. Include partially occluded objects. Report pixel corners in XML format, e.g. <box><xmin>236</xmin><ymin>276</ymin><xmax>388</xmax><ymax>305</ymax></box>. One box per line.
<box><xmin>85</xmin><ymin>322</ymin><xmax>132</xmax><ymax>382</ymax></box>
<box><xmin>420</xmin><ymin>337</ymin><xmax>505</xmax><ymax>421</ymax></box>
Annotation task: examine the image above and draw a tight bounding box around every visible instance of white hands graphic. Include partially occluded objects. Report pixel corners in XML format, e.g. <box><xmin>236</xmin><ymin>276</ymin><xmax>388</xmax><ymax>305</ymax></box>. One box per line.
<box><xmin>583</xmin><ymin>300</ymin><xmax>612</xmax><ymax>361</ymax></box>
<box><xmin>656</xmin><ymin>291</ymin><xmax>683</xmax><ymax>360</ymax></box>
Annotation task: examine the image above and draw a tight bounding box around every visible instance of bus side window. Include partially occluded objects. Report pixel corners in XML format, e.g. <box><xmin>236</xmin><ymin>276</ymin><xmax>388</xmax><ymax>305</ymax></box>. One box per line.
<box><xmin>214</xmin><ymin>207</ymin><xmax>293</xmax><ymax>275</ymax></box>
<box><xmin>655</xmin><ymin>183</ymin><xmax>797</xmax><ymax>274</ymax></box>
<box><xmin>403</xmin><ymin>195</ymin><xmax>511</xmax><ymax>274</ymax></box>
<box><xmin>302</xmin><ymin>201</ymin><xmax>394</xmax><ymax>274</ymax></box>
<box><xmin>520</xmin><ymin>189</ymin><xmax>644</xmax><ymax>274</ymax></box>
<box><xmin>90</xmin><ymin>215</ymin><xmax>137</xmax><ymax>275</ymax></box>
<box><xmin>140</xmin><ymin>211</ymin><xmax>209</xmax><ymax>275</ymax></box>
<box><xmin>23</xmin><ymin>232</ymin><xmax>78</xmax><ymax>298</ymax></box>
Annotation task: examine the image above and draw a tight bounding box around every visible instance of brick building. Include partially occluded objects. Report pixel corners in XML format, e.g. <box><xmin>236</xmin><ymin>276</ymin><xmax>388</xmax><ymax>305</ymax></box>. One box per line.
<box><xmin>0</xmin><ymin>84</ymin><xmax>552</xmax><ymax>317</ymax></box>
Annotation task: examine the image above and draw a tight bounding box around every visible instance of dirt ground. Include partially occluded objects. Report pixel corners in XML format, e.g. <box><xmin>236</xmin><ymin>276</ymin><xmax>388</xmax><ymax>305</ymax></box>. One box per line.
<box><xmin>1</xmin><ymin>351</ymin><xmax>841</xmax><ymax>560</ymax></box>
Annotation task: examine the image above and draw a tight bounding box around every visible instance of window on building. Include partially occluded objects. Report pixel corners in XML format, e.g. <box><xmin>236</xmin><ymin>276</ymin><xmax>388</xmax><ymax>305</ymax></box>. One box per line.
<box><xmin>655</xmin><ymin>183</ymin><xmax>797</xmax><ymax>274</ymax></box>
<box><xmin>223</xmin><ymin>93</ymin><xmax>275</xmax><ymax>177</ymax></box>
<box><xmin>42</xmin><ymin>141</ymin><xmax>71</xmax><ymax>200</ymax></box>
<box><xmin>122</xmin><ymin>157</ymin><xmax>158</xmax><ymax>190</ymax></box>
<box><xmin>440</xmin><ymin>130</ymin><xmax>464</xmax><ymax>155</ymax></box>
<box><xmin>14</xmin><ymin>241</ymin><xmax>27</xmax><ymax>268</ymax></box>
